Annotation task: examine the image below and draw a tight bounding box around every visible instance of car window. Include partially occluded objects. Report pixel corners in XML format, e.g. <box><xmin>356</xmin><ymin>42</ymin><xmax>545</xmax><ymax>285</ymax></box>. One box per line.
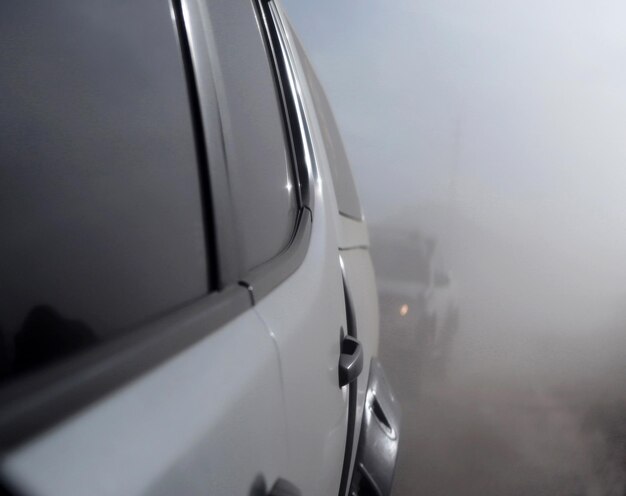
<box><xmin>208</xmin><ymin>0</ymin><xmax>299</xmax><ymax>273</ymax></box>
<box><xmin>0</xmin><ymin>1</ymin><xmax>209</xmax><ymax>381</ymax></box>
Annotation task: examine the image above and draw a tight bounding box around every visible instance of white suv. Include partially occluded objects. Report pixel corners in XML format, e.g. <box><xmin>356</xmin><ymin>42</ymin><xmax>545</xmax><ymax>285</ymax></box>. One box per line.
<box><xmin>0</xmin><ymin>1</ymin><xmax>399</xmax><ymax>495</ymax></box>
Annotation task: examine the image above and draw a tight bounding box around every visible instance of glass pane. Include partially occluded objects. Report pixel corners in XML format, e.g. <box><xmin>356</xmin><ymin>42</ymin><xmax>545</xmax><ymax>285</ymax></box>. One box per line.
<box><xmin>0</xmin><ymin>0</ymin><xmax>209</xmax><ymax>381</ymax></box>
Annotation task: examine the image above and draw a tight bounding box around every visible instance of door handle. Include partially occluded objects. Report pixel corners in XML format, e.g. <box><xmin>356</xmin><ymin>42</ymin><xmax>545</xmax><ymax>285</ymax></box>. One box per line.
<box><xmin>339</xmin><ymin>335</ymin><xmax>363</xmax><ymax>387</ymax></box>
<box><xmin>268</xmin><ymin>478</ymin><xmax>301</xmax><ymax>496</ymax></box>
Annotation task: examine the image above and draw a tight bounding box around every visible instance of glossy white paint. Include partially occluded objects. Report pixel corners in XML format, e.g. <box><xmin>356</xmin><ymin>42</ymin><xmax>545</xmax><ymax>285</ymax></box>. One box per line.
<box><xmin>336</xmin><ymin>215</ymin><xmax>370</xmax><ymax>251</ymax></box>
<box><xmin>2</xmin><ymin>310</ymin><xmax>288</xmax><ymax>496</ymax></box>
<box><xmin>251</xmin><ymin>39</ymin><xmax>351</xmax><ymax>484</ymax></box>
<box><xmin>270</xmin><ymin>9</ymin><xmax>382</xmax><ymax>494</ymax></box>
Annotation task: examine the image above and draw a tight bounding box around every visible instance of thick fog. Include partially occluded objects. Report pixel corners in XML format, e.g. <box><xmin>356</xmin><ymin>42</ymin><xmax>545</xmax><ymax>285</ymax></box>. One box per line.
<box><xmin>284</xmin><ymin>1</ymin><xmax>626</xmax><ymax>494</ymax></box>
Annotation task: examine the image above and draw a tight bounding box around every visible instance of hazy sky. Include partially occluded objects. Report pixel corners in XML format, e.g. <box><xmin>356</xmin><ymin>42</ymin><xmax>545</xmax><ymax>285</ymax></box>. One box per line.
<box><xmin>284</xmin><ymin>0</ymin><xmax>626</xmax><ymax>220</ymax></box>
<box><xmin>284</xmin><ymin>0</ymin><xmax>626</xmax><ymax>333</ymax></box>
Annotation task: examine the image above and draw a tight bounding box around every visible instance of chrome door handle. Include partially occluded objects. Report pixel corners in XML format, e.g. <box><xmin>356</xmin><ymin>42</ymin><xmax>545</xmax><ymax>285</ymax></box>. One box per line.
<box><xmin>339</xmin><ymin>335</ymin><xmax>363</xmax><ymax>387</ymax></box>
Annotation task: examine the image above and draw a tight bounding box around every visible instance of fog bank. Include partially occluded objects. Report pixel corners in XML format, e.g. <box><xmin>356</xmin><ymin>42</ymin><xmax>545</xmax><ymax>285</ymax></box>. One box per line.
<box><xmin>284</xmin><ymin>1</ymin><xmax>626</xmax><ymax>494</ymax></box>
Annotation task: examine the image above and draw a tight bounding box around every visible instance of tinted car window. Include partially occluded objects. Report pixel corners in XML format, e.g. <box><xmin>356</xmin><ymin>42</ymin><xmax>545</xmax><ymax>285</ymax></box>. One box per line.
<box><xmin>208</xmin><ymin>0</ymin><xmax>299</xmax><ymax>272</ymax></box>
<box><xmin>0</xmin><ymin>1</ymin><xmax>208</xmax><ymax>380</ymax></box>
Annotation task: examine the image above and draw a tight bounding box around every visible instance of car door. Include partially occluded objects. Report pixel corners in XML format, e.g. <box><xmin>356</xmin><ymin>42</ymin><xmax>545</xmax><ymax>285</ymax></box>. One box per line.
<box><xmin>247</xmin><ymin>3</ymin><xmax>378</xmax><ymax>495</ymax></box>
<box><xmin>0</xmin><ymin>1</ymin><xmax>290</xmax><ymax>495</ymax></box>
<box><xmin>207</xmin><ymin>1</ymin><xmax>353</xmax><ymax>494</ymax></box>
<box><xmin>283</xmin><ymin>13</ymin><xmax>382</xmax><ymax>493</ymax></box>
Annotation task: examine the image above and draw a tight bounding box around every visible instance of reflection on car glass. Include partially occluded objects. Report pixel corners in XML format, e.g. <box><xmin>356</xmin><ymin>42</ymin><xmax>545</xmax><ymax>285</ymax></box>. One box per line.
<box><xmin>1</xmin><ymin>306</ymin><xmax>97</xmax><ymax>381</ymax></box>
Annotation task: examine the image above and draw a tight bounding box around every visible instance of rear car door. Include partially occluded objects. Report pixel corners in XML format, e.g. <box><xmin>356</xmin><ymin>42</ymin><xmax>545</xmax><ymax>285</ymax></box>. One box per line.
<box><xmin>288</xmin><ymin>19</ymin><xmax>394</xmax><ymax>495</ymax></box>
<box><xmin>201</xmin><ymin>1</ymin><xmax>359</xmax><ymax>494</ymax></box>
<box><xmin>248</xmin><ymin>3</ymin><xmax>379</xmax><ymax>495</ymax></box>
<box><xmin>0</xmin><ymin>2</ymin><xmax>289</xmax><ymax>494</ymax></box>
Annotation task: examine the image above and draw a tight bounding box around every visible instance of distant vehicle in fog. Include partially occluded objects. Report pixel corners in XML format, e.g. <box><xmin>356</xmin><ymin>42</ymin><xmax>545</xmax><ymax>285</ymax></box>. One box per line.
<box><xmin>370</xmin><ymin>227</ymin><xmax>459</xmax><ymax>374</ymax></box>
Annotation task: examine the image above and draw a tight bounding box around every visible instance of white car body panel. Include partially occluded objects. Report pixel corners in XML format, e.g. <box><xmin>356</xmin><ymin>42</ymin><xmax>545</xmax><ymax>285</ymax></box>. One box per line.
<box><xmin>256</xmin><ymin>12</ymin><xmax>381</xmax><ymax>492</ymax></box>
<box><xmin>2</xmin><ymin>310</ymin><xmax>288</xmax><ymax>496</ymax></box>
<box><xmin>252</xmin><ymin>194</ymin><xmax>348</xmax><ymax>495</ymax></box>
<box><xmin>336</xmin><ymin>216</ymin><xmax>369</xmax><ymax>250</ymax></box>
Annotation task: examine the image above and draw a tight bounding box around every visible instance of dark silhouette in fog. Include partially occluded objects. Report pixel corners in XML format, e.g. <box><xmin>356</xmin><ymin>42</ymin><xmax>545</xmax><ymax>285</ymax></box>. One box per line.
<box><xmin>370</xmin><ymin>225</ymin><xmax>459</xmax><ymax>391</ymax></box>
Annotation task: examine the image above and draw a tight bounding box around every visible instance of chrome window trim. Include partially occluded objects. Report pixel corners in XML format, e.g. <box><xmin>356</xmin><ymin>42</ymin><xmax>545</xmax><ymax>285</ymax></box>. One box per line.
<box><xmin>241</xmin><ymin>0</ymin><xmax>318</xmax><ymax>303</ymax></box>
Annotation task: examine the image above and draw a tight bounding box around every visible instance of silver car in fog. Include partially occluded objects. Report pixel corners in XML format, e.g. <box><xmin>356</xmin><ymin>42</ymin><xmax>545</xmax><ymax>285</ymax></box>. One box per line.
<box><xmin>371</xmin><ymin>227</ymin><xmax>459</xmax><ymax>375</ymax></box>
